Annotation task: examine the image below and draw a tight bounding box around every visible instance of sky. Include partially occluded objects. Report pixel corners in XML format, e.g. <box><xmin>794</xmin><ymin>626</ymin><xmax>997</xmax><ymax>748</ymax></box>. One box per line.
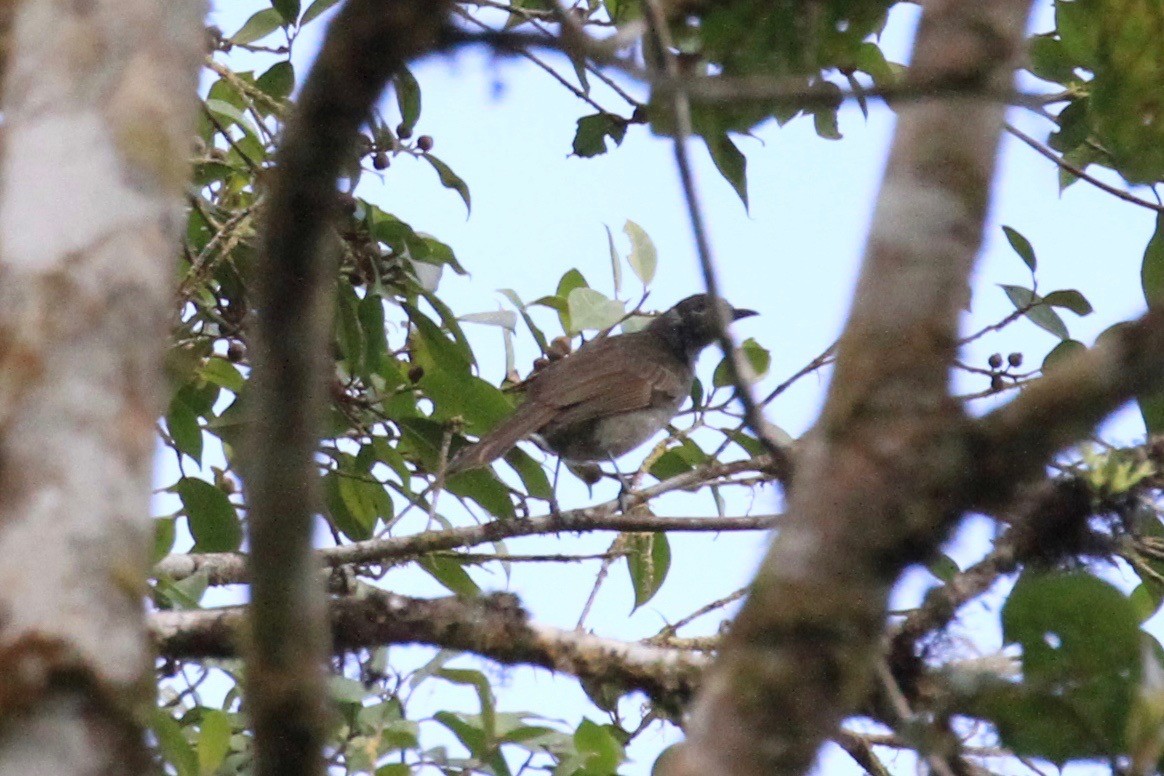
<box><xmin>181</xmin><ymin>1</ymin><xmax>1161</xmax><ymax>773</ymax></box>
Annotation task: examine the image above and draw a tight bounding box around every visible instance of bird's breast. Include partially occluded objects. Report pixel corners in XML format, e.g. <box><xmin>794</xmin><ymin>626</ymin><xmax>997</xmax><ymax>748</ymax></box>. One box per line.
<box><xmin>538</xmin><ymin>399</ymin><xmax>685</xmax><ymax>462</ymax></box>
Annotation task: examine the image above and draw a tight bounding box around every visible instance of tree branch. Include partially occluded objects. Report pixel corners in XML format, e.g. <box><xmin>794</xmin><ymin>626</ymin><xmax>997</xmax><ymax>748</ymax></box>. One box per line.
<box><xmin>246</xmin><ymin>2</ymin><xmax>451</xmax><ymax>776</ymax></box>
<box><xmin>152</xmin><ymin>590</ymin><xmax>705</xmax><ymax>709</ymax></box>
<box><xmin>969</xmin><ymin>309</ymin><xmax>1164</xmax><ymax>507</ymax></box>
<box><xmin>156</xmin><ymin>509</ymin><xmax>779</xmax><ymax>586</ymax></box>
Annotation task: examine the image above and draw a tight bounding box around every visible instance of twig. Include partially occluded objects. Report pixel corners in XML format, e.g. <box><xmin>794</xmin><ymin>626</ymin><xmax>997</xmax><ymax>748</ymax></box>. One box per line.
<box><xmin>638</xmin><ymin>0</ymin><xmax>785</xmax><ymax>467</ymax></box>
<box><xmin>155</xmin><ymin>501</ymin><xmax>781</xmax><ymax>587</ymax></box>
<box><xmin>760</xmin><ymin>340</ymin><xmax>836</xmax><ymax>406</ymax></box>
<box><xmin>1005</xmin><ymin>121</ymin><xmax>1164</xmax><ymax>214</ymax></box>
<box><xmin>875</xmin><ymin>661</ymin><xmax>959</xmax><ymax>776</ymax></box>
<box><xmin>648</xmin><ymin>587</ymin><xmax>747</xmax><ymax>643</ymax></box>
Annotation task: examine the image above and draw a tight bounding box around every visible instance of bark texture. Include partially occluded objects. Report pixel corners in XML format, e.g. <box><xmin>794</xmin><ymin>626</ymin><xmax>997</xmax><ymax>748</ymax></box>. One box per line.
<box><xmin>245</xmin><ymin>3</ymin><xmax>451</xmax><ymax>776</ymax></box>
<box><xmin>667</xmin><ymin>2</ymin><xmax>1035</xmax><ymax>773</ymax></box>
<box><xmin>0</xmin><ymin>0</ymin><xmax>204</xmax><ymax>773</ymax></box>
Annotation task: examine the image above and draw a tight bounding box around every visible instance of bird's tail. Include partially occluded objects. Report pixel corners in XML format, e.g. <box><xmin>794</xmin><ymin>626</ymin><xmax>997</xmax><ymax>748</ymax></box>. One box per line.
<box><xmin>445</xmin><ymin>402</ymin><xmax>554</xmax><ymax>475</ymax></box>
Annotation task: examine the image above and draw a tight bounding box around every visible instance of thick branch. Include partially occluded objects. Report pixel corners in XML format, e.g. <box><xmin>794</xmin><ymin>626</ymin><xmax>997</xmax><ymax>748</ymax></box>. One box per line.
<box><xmin>245</xmin><ymin>3</ymin><xmax>450</xmax><ymax>776</ymax></box>
<box><xmin>152</xmin><ymin>590</ymin><xmax>704</xmax><ymax>708</ymax></box>
<box><xmin>970</xmin><ymin>309</ymin><xmax>1164</xmax><ymax>506</ymax></box>
<box><xmin>668</xmin><ymin>2</ymin><xmax>1035</xmax><ymax>775</ymax></box>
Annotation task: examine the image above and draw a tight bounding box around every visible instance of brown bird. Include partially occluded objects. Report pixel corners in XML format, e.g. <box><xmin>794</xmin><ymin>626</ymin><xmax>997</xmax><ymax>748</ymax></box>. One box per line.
<box><xmin>446</xmin><ymin>294</ymin><xmax>757</xmax><ymax>474</ymax></box>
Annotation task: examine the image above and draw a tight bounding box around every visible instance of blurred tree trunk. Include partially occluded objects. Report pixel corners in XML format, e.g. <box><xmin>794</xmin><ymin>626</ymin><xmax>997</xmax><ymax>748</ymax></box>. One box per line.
<box><xmin>0</xmin><ymin>1</ymin><xmax>203</xmax><ymax>773</ymax></box>
<box><xmin>667</xmin><ymin>1</ymin><xmax>1036</xmax><ymax>773</ymax></box>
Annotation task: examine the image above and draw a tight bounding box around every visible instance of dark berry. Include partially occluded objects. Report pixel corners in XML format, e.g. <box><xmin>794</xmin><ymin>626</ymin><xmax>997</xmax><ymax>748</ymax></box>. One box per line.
<box><xmin>407</xmin><ymin>365</ymin><xmax>424</xmax><ymax>383</ymax></box>
<box><xmin>226</xmin><ymin>341</ymin><xmax>245</xmax><ymax>363</ymax></box>
<box><xmin>416</xmin><ymin>135</ymin><xmax>434</xmax><ymax>152</ymax></box>
<box><xmin>990</xmin><ymin>375</ymin><xmax>1004</xmax><ymax>392</ymax></box>
<box><xmin>1007</xmin><ymin>352</ymin><xmax>1023</xmax><ymax>368</ymax></box>
<box><xmin>988</xmin><ymin>353</ymin><xmax>1003</xmax><ymax>369</ymax></box>
<box><xmin>396</xmin><ymin>123</ymin><xmax>412</xmax><ymax>139</ymax></box>
<box><xmin>373</xmin><ymin>151</ymin><xmax>390</xmax><ymax>170</ymax></box>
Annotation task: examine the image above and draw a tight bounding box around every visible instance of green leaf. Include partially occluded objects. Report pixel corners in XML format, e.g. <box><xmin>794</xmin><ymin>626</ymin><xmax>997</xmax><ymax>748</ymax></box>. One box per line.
<box><xmin>422</xmin><ymin>154</ymin><xmax>470</xmax><ymax>214</ymax></box>
<box><xmin>812</xmin><ymin>105</ymin><xmax>841</xmax><ymax>140</ymax></box>
<box><xmin>419</xmin><ymin>555</ymin><xmax>480</xmax><ymax>596</ymax></box>
<box><xmin>1041</xmin><ymin>338</ymin><xmax>1085</xmax><ymax>374</ymax></box>
<box><xmin>230</xmin><ymin>8</ymin><xmax>284</xmax><ymax>44</ymax></box>
<box><xmin>713</xmin><ymin>337</ymin><xmax>771</xmax><ymax>388</ymax></box>
<box><xmin>649</xmin><ymin>450</ymin><xmax>692</xmax><ymax>480</ymax></box>
<box><xmin>395</xmin><ymin>67</ymin><xmax>421</xmax><ymax>138</ymax></box>
<box><xmin>1002</xmin><ymin>225</ymin><xmax>1037</xmax><ymax>272</ymax></box>
<box><xmin>271</xmin><ymin>0</ymin><xmax>299</xmax><ymax>24</ymax></box>
<box><xmin>566</xmin><ymin>288</ymin><xmax>625</xmax><ymax>333</ymax></box>
<box><xmin>927</xmin><ymin>553</ymin><xmax>959</xmax><ymax>583</ymax></box>
<box><xmin>572</xmin><ymin>113</ymin><xmax>628</xmax><ymax>157</ymax></box>
<box><xmin>991</xmin><ymin>570</ymin><xmax>1141</xmax><ymax>761</ymax></box>
<box><xmin>167</xmin><ymin>397</ymin><xmax>203</xmax><ymax>464</ymax></box>
<box><xmin>704</xmin><ymin>133</ymin><xmax>748</xmax><ymax>209</ymax></box>
<box><xmin>1001</xmin><ymin>284</ymin><xmax>1069</xmax><ymax>339</ymax></box>
<box><xmin>376</xmin><ymin>765</ymin><xmax>411</xmax><ymax>776</ymax></box>
<box><xmin>151</xmin><ymin>710</ymin><xmax>198</xmax><ymax>776</ymax></box>
<box><xmin>153</xmin><ymin>517</ymin><xmax>176</xmax><ymax>564</ymax></box>
<box><xmin>445</xmin><ymin>467</ymin><xmax>516</xmax><ymax>520</ymax></box>
<box><xmin>321</xmin><ymin>474</ymin><xmax>358</xmax><ymax>541</ymax></box>
<box><xmin>438</xmin><ymin>668</ymin><xmax>496</xmax><ymax>739</ymax></box>
<box><xmin>1140</xmin><ymin>388</ymin><xmax>1164</xmax><ymax>436</ymax></box>
<box><xmin>503</xmin><ymin>447</ymin><xmax>553</xmax><ymax>500</ymax></box>
<box><xmin>256</xmin><ymin>61</ymin><xmax>295</xmax><ymax>102</ymax></box>
<box><xmin>1142</xmin><ymin>213</ymin><xmax>1164</xmax><ymax>308</ymax></box>
<box><xmin>434</xmin><ymin>711</ymin><xmax>489</xmax><ymax>758</ymax></box>
<box><xmin>625</xmin><ymin>532</ymin><xmax>671</xmax><ymax>611</ymax></box>
<box><xmin>1028</xmin><ymin>33</ymin><xmax>1078</xmax><ymax>84</ymax></box>
<box><xmin>301</xmin><ymin>0</ymin><xmax>342</xmax><ymax>24</ymax></box>
<box><xmin>198</xmin><ymin>709</ymin><xmax>232</xmax><ymax>776</ymax></box>
<box><xmin>358</xmin><ymin>292</ymin><xmax>388</xmax><ymax>380</ymax></box>
<box><xmin>204</xmin><ymin>99</ymin><xmax>261</xmax><ymax>143</ymax></box>
<box><xmin>404</xmin><ymin>303</ymin><xmax>472</xmax><ymax>374</ymax></box>
<box><xmin>498</xmin><ymin>289</ymin><xmax>549</xmax><ymax>354</ymax></box>
<box><xmin>623</xmin><ymin>220</ymin><xmax>657</xmax><ymax>286</ymax></box>
<box><xmin>1042</xmin><ymin>289</ymin><xmax>1093</xmax><ymax>316</ymax></box>
<box><xmin>201</xmin><ymin>357</ymin><xmax>245</xmax><ymax>393</ymax></box>
<box><xmin>606</xmin><ymin>225</ymin><xmax>622</xmax><ymax>297</ymax></box>
<box><xmin>1131</xmin><ymin>582</ymin><xmax>1164</xmax><ymax>623</ymax></box>
<box><xmin>574</xmin><ymin>719</ymin><xmax>626</xmax><ymax>773</ymax></box>
<box><xmin>175</xmin><ymin>477</ymin><xmax>241</xmax><ymax>553</ymax></box>
<box><xmin>547</xmin><ymin>269</ymin><xmax>589</xmax><ymax>333</ymax></box>
<box><xmin>329</xmin><ymin>675</ymin><xmax>370</xmax><ymax>705</ymax></box>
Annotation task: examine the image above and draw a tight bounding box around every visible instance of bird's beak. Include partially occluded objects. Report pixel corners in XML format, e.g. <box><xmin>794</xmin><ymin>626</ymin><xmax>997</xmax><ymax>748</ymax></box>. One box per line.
<box><xmin>732</xmin><ymin>308</ymin><xmax>758</xmax><ymax>321</ymax></box>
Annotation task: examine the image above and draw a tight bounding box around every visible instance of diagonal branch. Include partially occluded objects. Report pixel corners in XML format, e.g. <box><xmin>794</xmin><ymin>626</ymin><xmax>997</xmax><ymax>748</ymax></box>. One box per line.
<box><xmin>969</xmin><ymin>309</ymin><xmax>1164</xmax><ymax>508</ymax></box>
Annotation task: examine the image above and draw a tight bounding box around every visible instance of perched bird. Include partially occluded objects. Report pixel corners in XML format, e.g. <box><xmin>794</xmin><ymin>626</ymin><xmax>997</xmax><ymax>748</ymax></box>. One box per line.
<box><xmin>446</xmin><ymin>294</ymin><xmax>757</xmax><ymax>474</ymax></box>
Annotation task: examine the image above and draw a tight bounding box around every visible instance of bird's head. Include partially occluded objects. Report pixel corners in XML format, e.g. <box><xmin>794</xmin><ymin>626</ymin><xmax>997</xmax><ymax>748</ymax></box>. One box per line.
<box><xmin>649</xmin><ymin>293</ymin><xmax>758</xmax><ymax>358</ymax></box>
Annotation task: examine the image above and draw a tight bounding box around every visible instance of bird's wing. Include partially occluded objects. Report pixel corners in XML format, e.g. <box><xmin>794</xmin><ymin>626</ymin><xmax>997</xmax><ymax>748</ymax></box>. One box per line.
<box><xmin>530</xmin><ymin>337</ymin><xmax>689</xmax><ymax>427</ymax></box>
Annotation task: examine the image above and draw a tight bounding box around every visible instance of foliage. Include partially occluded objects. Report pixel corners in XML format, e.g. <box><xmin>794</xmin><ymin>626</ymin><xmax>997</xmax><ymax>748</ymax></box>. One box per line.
<box><xmin>148</xmin><ymin>0</ymin><xmax>1164</xmax><ymax>773</ymax></box>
